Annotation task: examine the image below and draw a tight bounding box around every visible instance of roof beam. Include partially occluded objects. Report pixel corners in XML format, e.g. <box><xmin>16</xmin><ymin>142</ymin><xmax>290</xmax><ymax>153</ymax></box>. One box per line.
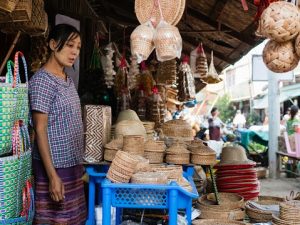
<box><xmin>209</xmin><ymin>0</ymin><xmax>229</xmax><ymax>21</ymax></box>
<box><xmin>187</xmin><ymin>7</ymin><xmax>256</xmax><ymax>46</ymax></box>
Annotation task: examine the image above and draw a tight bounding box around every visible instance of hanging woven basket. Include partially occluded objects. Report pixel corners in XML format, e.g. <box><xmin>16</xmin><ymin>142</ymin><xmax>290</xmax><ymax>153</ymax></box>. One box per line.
<box><xmin>260</xmin><ymin>1</ymin><xmax>300</xmax><ymax>42</ymax></box>
<box><xmin>263</xmin><ymin>40</ymin><xmax>299</xmax><ymax>73</ymax></box>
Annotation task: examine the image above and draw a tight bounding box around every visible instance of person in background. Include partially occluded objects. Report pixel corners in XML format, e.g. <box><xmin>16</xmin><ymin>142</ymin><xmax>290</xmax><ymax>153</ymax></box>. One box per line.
<box><xmin>281</xmin><ymin>107</ymin><xmax>291</xmax><ymax>128</ymax></box>
<box><xmin>29</xmin><ymin>24</ymin><xmax>86</xmax><ymax>224</ymax></box>
<box><xmin>233</xmin><ymin>109</ymin><xmax>246</xmax><ymax>129</ymax></box>
<box><xmin>208</xmin><ymin>107</ymin><xmax>224</xmax><ymax>141</ymax></box>
<box><xmin>286</xmin><ymin>105</ymin><xmax>300</xmax><ymax>135</ymax></box>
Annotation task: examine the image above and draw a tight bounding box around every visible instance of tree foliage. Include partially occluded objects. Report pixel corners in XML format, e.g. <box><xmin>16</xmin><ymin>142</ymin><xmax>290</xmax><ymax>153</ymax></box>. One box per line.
<box><xmin>215</xmin><ymin>94</ymin><xmax>235</xmax><ymax>123</ymax></box>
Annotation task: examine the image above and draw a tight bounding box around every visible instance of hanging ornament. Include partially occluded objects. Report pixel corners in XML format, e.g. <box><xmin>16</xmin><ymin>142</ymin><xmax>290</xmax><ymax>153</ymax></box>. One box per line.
<box><xmin>138</xmin><ymin>61</ymin><xmax>155</xmax><ymax>96</ymax></box>
<box><xmin>101</xmin><ymin>43</ymin><xmax>116</xmax><ymax>88</ymax></box>
<box><xmin>128</xmin><ymin>56</ymin><xmax>140</xmax><ymax>90</ymax></box>
<box><xmin>147</xmin><ymin>86</ymin><xmax>165</xmax><ymax>129</ymax></box>
<box><xmin>195</xmin><ymin>43</ymin><xmax>209</xmax><ymax>79</ymax></box>
<box><xmin>178</xmin><ymin>55</ymin><xmax>196</xmax><ymax>102</ymax></box>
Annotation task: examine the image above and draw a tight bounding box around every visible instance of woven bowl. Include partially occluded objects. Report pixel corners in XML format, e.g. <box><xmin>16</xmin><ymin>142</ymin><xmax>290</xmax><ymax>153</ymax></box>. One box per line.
<box><xmin>263</xmin><ymin>40</ymin><xmax>299</xmax><ymax>73</ymax></box>
<box><xmin>260</xmin><ymin>1</ymin><xmax>300</xmax><ymax>42</ymax></box>
<box><xmin>198</xmin><ymin>193</ymin><xmax>244</xmax><ymax>210</ymax></box>
<box><xmin>198</xmin><ymin>205</ymin><xmax>246</xmax><ymax>221</ymax></box>
<box><xmin>130</xmin><ymin>22</ymin><xmax>155</xmax><ymax>63</ymax></box>
<box><xmin>245</xmin><ymin>196</ymin><xmax>285</xmax><ymax>223</ymax></box>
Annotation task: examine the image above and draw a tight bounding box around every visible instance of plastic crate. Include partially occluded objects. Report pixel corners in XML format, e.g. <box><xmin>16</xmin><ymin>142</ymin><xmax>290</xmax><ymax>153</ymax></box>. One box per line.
<box><xmin>85</xmin><ymin>165</ymin><xmax>198</xmax><ymax>225</ymax></box>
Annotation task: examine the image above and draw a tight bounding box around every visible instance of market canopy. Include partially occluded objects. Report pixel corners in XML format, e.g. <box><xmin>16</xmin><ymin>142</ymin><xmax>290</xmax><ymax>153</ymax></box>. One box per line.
<box><xmin>86</xmin><ymin>0</ymin><xmax>264</xmax><ymax>72</ymax></box>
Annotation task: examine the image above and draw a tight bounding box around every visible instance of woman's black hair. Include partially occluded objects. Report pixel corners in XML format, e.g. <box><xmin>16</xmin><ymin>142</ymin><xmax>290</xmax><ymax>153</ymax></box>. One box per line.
<box><xmin>211</xmin><ymin>107</ymin><xmax>218</xmax><ymax>114</ymax></box>
<box><xmin>47</xmin><ymin>24</ymin><xmax>80</xmax><ymax>52</ymax></box>
<box><xmin>290</xmin><ymin>105</ymin><xmax>299</xmax><ymax>120</ymax></box>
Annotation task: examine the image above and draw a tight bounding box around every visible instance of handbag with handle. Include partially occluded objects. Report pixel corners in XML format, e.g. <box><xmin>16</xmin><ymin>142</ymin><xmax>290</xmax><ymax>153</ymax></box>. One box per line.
<box><xmin>0</xmin><ymin>60</ymin><xmax>18</xmax><ymax>155</ymax></box>
<box><xmin>0</xmin><ymin>120</ymin><xmax>32</xmax><ymax>220</ymax></box>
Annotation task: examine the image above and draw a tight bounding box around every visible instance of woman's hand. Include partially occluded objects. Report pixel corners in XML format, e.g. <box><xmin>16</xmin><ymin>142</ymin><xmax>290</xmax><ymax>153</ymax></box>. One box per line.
<box><xmin>49</xmin><ymin>174</ymin><xmax>65</xmax><ymax>202</ymax></box>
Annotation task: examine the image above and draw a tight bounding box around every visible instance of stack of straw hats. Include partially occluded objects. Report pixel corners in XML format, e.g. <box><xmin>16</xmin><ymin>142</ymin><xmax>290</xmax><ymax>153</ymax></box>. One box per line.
<box><xmin>272</xmin><ymin>201</ymin><xmax>300</xmax><ymax>225</ymax></box>
<box><xmin>196</xmin><ymin>193</ymin><xmax>245</xmax><ymax>221</ymax></box>
<box><xmin>215</xmin><ymin>145</ymin><xmax>259</xmax><ymax>201</ymax></box>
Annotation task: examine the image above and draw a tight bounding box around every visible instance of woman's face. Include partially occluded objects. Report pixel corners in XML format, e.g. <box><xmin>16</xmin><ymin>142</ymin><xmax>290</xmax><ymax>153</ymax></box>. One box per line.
<box><xmin>52</xmin><ymin>34</ymin><xmax>81</xmax><ymax>67</ymax></box>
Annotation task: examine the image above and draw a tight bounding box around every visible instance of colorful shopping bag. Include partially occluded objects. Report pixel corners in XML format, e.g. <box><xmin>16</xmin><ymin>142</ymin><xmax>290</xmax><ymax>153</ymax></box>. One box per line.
<box><xmin>0</xmin><ymin>121</ymin><xmax>32</xmax><ymax>219</ymax></box>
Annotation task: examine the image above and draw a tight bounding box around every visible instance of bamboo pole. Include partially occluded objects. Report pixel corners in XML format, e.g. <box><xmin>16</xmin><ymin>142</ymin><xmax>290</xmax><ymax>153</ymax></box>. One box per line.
<box><xmin>0</xmin><ymin>31</ymin><xmax>21</xmax><ymax>76</ymax></box>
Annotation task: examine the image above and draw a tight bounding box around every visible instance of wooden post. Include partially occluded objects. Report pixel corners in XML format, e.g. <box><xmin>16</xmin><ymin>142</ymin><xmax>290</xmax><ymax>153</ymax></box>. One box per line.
<box><xmin>0</xmin><ymin>31</ymin><xmax>21</xmax><ymax>76</ymax></box>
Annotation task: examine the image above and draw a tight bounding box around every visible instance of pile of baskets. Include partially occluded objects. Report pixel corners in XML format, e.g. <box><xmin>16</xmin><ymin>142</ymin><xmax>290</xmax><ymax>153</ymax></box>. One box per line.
<box><xmin>196</xmin><ymin>193</ymin><xmax>245</xmax><ymax>221</ymax></box>
<box><xmin>245</xmin><ymin>196</ymin><xmax>285</xmax><ymax>223</ymax></box>
<box><xmin>272</xmin><ymin>200</ymin><xmax>300</xmax><ymax>225</ymax></box>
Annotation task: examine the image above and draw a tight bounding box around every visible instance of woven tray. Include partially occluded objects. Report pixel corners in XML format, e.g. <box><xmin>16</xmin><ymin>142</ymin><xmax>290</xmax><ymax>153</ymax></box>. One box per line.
<box><xmin>245</xmin><ymin>196</ymin><xmax>284</xmax><ymax>223</ymax></box>
<box><xmin>198</xmin><ymin>193</ymin><xmax>244</xmax><ymax>210</ymax></box>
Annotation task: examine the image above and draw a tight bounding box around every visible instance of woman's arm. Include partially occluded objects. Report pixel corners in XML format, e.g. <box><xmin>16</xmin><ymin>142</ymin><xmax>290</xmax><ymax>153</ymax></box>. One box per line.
<box><xmin>32</xmin><ymin>111</ymin><xmax>65</xmax><ymax>202</ymax></box>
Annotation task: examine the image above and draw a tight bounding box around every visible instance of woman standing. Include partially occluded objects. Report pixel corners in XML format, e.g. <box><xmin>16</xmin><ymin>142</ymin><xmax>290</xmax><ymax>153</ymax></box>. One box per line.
<box><xmin>29</xmin><ymin>24</ymin><xmax>86</xmax><ymax>224</ymax></box>
<box><xmin>286</xmin><ymin>105</ymin><xmax>300</xmax><ymax>135</ymax></box>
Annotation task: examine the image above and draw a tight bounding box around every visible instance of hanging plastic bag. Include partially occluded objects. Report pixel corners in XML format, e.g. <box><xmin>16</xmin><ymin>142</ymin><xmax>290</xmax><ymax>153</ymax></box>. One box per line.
<box><xmin>154</xmin><ymin>20</ymin><xmax>182</xmax><ymax>62</ymax></box>
<box><xmin>204</xmin><ymin>51</ymin><xmax>222</xmax><ymax>84</ymax></box>
<box><xmin>130</xmin><ymin>21</ymin><xmax>155</xmax><ymax>63</ymax></box>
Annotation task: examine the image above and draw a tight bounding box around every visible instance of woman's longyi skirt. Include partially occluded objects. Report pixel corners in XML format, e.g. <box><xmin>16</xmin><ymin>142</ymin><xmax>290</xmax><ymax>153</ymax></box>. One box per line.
<box><xmin>33</xmin><ymin>160</ymin><xmax>87</xmax><ymax>225</ymax></box>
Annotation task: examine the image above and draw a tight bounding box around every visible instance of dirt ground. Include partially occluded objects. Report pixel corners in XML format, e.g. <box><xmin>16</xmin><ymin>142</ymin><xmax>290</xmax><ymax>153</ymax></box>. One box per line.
<box><xmin>260</xmin><ymin>177</ymin><xmax>300</xmax><ymax>198</ymax></box>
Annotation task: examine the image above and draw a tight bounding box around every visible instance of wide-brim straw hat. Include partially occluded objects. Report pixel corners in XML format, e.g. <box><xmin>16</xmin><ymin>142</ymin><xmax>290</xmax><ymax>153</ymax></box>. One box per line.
<box><xmin>135</xmin><ymin>0</ymin><xmax>185</xmax><ymax>26</ymax></box>
<box><xmin>217</xmin><ymin>146</ymin><xmax>255</xmax><ymax>166</ymax></box>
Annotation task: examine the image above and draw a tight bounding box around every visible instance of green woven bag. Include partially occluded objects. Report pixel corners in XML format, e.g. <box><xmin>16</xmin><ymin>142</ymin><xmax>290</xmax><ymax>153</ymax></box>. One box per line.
<box><xmin>13</xmin><ymin>52</ymin><xmax>29</xmax><ymax>125</ymax></box>
<box><xmin>0</xmin><ymin>60</ymin><xmax>17</xmax><ymax>155</ymax></box>
<box><xmin>0</xmin><ymin>121</ymin><xmax>32</xmax><ymax>220</ymax></box>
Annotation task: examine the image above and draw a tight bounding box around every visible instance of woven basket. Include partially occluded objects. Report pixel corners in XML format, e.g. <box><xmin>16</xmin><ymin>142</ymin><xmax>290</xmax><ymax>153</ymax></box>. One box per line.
<box><xmin>295</xmin><ymin>33</ymin><xmax>300</xmax><ymax>58</ymax></box>
<box><xmin>162</xmin><ymin>119</ymin><xmax>194</xmax><ymax>140</ymax></box>
<box><xmin>107</xmin><ymin>151</ymin><xmax>139</xmax><ymax>183</ymax></box>
<box><xmin>0</xmin><ymin>0</ymin><xmax>19</xmax><ymax>13</ymax></box>
<box><xmin>130</xmin><ymin>21</ymin><xmax>155</xmax><ymax>63</ymax></box>
<box><xmin>192</xmin><ymin>220</ymin><xmax>248</xmax><ymax>225</ymax></box>
<box><xmin>0</xmin><ymin>0</ymin><xmax>47</xmax><ymax>35</ymax></box>
<box><xmin>279</xmin><ymin>201</ymin><xmax>300</xmax><ymax>221</ymax></box>
<box><xmin>153</xmin><ymin>20</ymin><xmax>182</xmax><ymax>62</ymax></box>
<box><xmin>123</xmin><ymin>135</ymin><xmax>144</xmax><ymax>156</ymax></box>
<box><xmin>263</xmin><ymin>40</ymin><xmax>299</xmax><ymax>73</ymax></box>
<box><xmin>272</xmin><ymin>214</ymin><xmax>300</xmax><ymax>225</ymax></box>
<box><xmin>104</xmin><ymin>148</ymin><xmax>119</xmax><ymax>161</ymax></box>
<box><xmin>199</xmin><ymin>193</ymin><xmax>244</xmax><ymax>211</ymax></box>
<box><xmin>144</xmin><ymin>139</ymin><xmax>165</xmax><ymax>152</ymax></box>
<box><xmin>0</xmin><ymin>0</ymin><xmax>32</xmax><ymax>22</ymax></box>
<box><xmin>144</xmin><ymin>151</ymin><xmax>164</xmax><ymax>163</ymax></box>
<box><xmin>260</xmin><ymin>1</ymin><xmax>300</xmax><ymax>42</ymax></box>
<box><xmin>198</xmin><ymin>204</ymin><xmax>245</xmax><ymax>221</ymax></box>
<box><xmin>134</xmin><ymin>0</ymin><xmax>184</xmax><ymax>26</ymax></box>
<box><xmin>134</xmin><ymin>156</ymin><xmax>150</xmax><ymax>172</ymax></box>
<box><xmin>165</xmin><ymin>154</ymin><xmax>190</xmax><ymax>165</ymax></box>
<box><xmin>245</xmin><ymin>196</ymin><xmax>285</xmax><ymax>223</ymax></box>
<box><xmin>131</xmin><ymin>172</ymin><xmax>168</xmax><ymax>184</ymax></box>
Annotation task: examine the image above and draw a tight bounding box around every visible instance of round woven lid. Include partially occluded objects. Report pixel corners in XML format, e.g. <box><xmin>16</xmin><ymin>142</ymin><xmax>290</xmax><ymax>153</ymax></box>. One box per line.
<box><xmin>135</xmin><ymin>0</ymin><xmax>185</xmax><ymax>26</ymax></box>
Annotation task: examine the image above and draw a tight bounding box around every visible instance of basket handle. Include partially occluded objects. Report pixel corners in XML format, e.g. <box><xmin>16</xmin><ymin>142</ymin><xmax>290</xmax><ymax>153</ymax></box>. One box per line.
<box><xmin>5</xmin><ymin>60</ymin><xmax>14</xmax><ymax>84</ymax></box>
<box><xmin>13</xmin><ymin>51</ymin><xmax>28</xmax><ymax>88</ymax></box>
<box><xmin>12</xmin><ymin>121</ymin><xmax>30</xmax><ymax>156</ymax></box>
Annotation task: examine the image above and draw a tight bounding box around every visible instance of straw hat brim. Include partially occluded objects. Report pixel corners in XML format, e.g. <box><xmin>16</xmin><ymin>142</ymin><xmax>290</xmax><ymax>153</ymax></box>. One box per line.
<box><xmin>135</xmin><ymin>0</ymin><xmax>184</xmax><ymax>26</ymax></box>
